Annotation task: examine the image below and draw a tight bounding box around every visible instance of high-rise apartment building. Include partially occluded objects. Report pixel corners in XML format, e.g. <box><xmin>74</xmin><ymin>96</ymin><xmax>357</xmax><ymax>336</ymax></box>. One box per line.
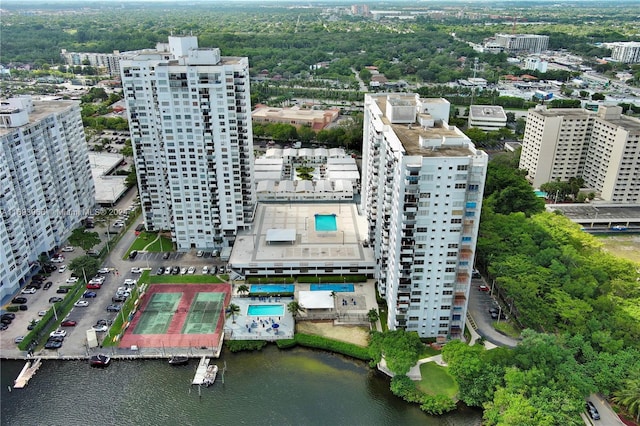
<box><xmin>0</xmin><ymin>97</ymin><xmax>95</xmax><ymax>302</ymax></box>
<box><xmin>120</xmin><ymin>36</ymin><xmax>256</xmax><ymax>251</ymax></box>
<box><xmin>519</xmin><ymin>105</ymin><xmax>640</xmax><ymax>203</ymax></box>
<box><xmin>607</xmin><ymin>42</ymin><xmax>640</xmax><ymax>64</ymax></box>
<box><xmin>494</xmin><ymin>34</ymin><xmax>549</xmax><ymax>53</ymax></box>
<box><xmin>361</xmin><ymin>94</ymin><xmax>488</xmax><ymax>340</ymax></box>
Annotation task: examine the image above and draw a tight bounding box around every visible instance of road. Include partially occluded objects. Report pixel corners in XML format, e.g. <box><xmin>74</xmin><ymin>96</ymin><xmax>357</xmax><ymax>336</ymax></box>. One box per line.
<box><xmin>467</xmin><ymin>277</ymin><xmax>519</xmax><ymax>348</ymax></box>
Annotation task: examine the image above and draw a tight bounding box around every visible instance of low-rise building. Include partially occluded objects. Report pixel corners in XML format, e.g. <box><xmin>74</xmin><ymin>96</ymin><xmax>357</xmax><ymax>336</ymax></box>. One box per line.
<box><xmin>468</xmin><ymin>105</ymin><xmax>507</xmax><ymax>131</ymax></box>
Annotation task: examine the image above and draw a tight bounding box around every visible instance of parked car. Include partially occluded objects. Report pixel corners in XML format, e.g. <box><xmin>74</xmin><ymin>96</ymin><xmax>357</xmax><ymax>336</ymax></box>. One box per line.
<box><xmin>164</xmin><ymin>267</ymin><xmax>172</xmax><ymax>275</ymax></box>
<box><xmin>38</xmin><ymin>310</ymin><xmax>48</xmax><ymax>317</ymax></box>
<box><xmin>131</xmin><ymin>267</ymin><xmax>143</xmax><ymax>274</ymax></box>
<box><xmin>97</xmin><ymin>268</ymin><xmax>111</xmax><ymax>274</ymax></box>
<box><xmin>586</xmin><ymin>401</ymin><xmax>600</xmax><ymax>420</ymax></box>
<box><xmin>74</xmin><ymin>300</ymin><xmax>89</xmax><ymax>307</ymax></box>
<box><xmin>1</xmin><ymin>313</ymin><xmax>16</xmax><ymax>320</ymax></box>
<box><xmin>44</xmin><ymin>340</ymin><xmax>63</xmax><ymax>350</ymax></box>
<box><xmin>92</xmin><ymin>324</ymin><xmax>108</xmax><ymax>332</ymax></box>
<box><xmin>50</xmin><ymin>257</ymin><xmax>64</xmax><ymax>263</ymax></box>
<box><xmin>43</xmin><ymin>264</ymin><xmax>57</xmax><ymax>273</ymax></box>
<box><xmin>112</xmin><ymin>295</ymin><xmax>127</xmax><ymax>303</ymax></box>
<box><xmin>187</xmin><ymin>266</ymin><xmax>196</xmax><ymax>274</ymax></box>
<box><xmin>56</xmin><ymin>288</ymin><xmax>69</xmax><ymax>294</ymax></box>
<box><xmin>12</xmin><ymin>297</ymin><xmax>28</xmax><ymax>304</ymax></box>
<box><xmin>211</xmin><ymin>266</ymin><xmax>218</xmax><ymax>274</ymax></box>
<box><xmin>66</xmin><ymin>277</ymin><xmax>79</xmax><ymax>284</ymax></box>
<box><xmin>1</xmin><ymin>318</ymin><xmax>12</xmax><ymax>325</ymax></box>
<box><xmin>0</xmin><ymin>323</ymin><xmax>8</xmax><ymax>331</ymax></box>
<box><xmin>162</xmin><ymin>252</ymin><xmax>171</xmax><ymax>260</ymax></box>
<box><xmin>180</xmin><ymin>267</ymin><xmax>187</xmax><ymax>275</ymax></box>
<box><xmin>128</xmin><ymin>250</ymin><xmax>138</xmax><ymax>260</ymax></box>
<box><xmin>49</xmin><ymin>297</ymin><xmax>64</xmax><ymax>303</ymax></box>
<box><xmin>202</xmin><ymin>266</ymin><xmax>209</xmax><ymax>274</ymax></box>
<box><xmin>61</xmin><ymin>320</ymin><xmax>77</xmax><ymax>327</ymax></box>
<box><xmin>58</xmin><ymin>265</ymin><xmax>67</xmax><ymax>273</ymax></box>
<box><xmin>90</xmin><ymin>276</ymin><xmax>106</xmax><ymax>284</ymax></box>
<box><xmin>21</xmin><ymin>287</ymin><xmax>37</xmax><ymax>294</ymax></box>
<box><xmin>171</xmin><ymin>266</ymin><xmax>179</xmax><ymax>275</ymax></box>
<box><xmin>43</xmin><ymin>281</ymin><xmax>53</xmax><ymax>290</ymax></box>
<box><xmin>14</xmin><ymin>336</ymin><xmax>25</xmax><ymax>344</ymax></box>
<box><xmin>83</xmin><ymin>291</ymin><xmax>97</xmax><ymax>298</ymax></box>
<box><xmin>50</xmin><ymin>329</ymin><xmax>67</xmax><ymax>338</ymax></box>
<box><xmin>472</xmin><ymin>269</ymin><xmax>482</xmax><ymax>279</ymax></box>
<box><xmin>106</xmin><ymin>304</ymin><xmax>122</xmax><ymax>312</ymax></box>
<box><xmin>478</xmin><ymin>285</ymin><xmax>490</xmax><ymax>292</ymax></box>
<box><xmin>87</xmin><ymin>249</ymin><xmax>99</xmax><ymax>257</ymax></box>
<box><xmin>123</xmin><ymin>279</ymin><xmax>137</xmax><ymax>286</ymax></box>
<box><xmin>61</xmin><ymin>246</ymin><xmax>74</xmax><ymax>252</ymax></box>
<box><xmin>196</xmin><ymin>250</ymin><xmax>204</xmax><ymax>257</ymax></box>
<box><xmin>86</xmin><ymin>283</ymin><xmax>102</xmax><ymax>289</ymax></box>
<box><xmin>156</xmin><ymin>266</ymin><xmax>165</xmax><ymax>275</ymax></box>
<box><xmin>96</xmin><ymin>319</ymin><xmax>113</xmax><ymax>326</ymax></box>
<box><xmin>27</xmin><ymin>321</ymin><xmax>39</xmax><ymax>330</ymax></box>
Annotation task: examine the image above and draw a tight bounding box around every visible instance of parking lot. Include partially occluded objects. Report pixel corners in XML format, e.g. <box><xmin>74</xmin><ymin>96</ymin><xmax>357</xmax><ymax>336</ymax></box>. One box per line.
<box><xmin>467</xmin><ymin>277</ymin><xmax>519</xmax><ymax>348</ymax></box>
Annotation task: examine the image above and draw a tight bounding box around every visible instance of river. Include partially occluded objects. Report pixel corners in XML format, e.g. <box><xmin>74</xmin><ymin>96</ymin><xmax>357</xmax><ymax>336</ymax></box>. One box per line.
<box><xmin>1</xmin><ymin>346</ymin><xmax>482</xmax><ymax>426</ymax></box>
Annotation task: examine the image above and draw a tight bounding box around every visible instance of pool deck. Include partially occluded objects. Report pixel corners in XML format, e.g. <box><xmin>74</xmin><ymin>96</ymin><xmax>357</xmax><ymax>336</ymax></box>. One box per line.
<box><xmin>229</xmin><ymin>203</ymin><xmax>376</xmax><ymax>272</ymax></box>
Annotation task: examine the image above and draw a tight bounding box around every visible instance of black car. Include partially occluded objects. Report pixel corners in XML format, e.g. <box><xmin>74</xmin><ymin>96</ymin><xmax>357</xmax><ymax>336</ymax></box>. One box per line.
<box><xmin>28</xmin><ymin>282</ymin><xmax>42</xmax><ymax>290</ymax></box>
<box><xmin>47</xmin><ymin>335</ymin><xmax>65</xmax><ymax>343</ymax></box>
<box><xmin>162</xmin><ymin>252</ymin><xmax>170</xmax><ymax>260</ymax></box>
<box><xmin>18</xmin><ymin>305</ymin><xmax>28</xmax><ymax>311</ymax></box>
<box><xmin>1</xmin><ymin>313</ymin><xmax>16</xmax><ymax>320</ymax></box>
<box><xmin>12</xmin><ymin>297</ymin><xmax>27</xmax><ymax>304</ymax></box>
<box><xmin>128</xmin><ymin>250</ymin><xmax>138</xmax><ymax>260</ymax></box>
<box><xmin>156</xmin><ymin>266</ymin><xmax>165</xmax><ymax>275</ymax></box>
<box><xmin>49</xmin><ymin>297</ymin><xmax>64</xmax><ymax>303</ymax></box>
<box><xmin>43</xmin><ymin>264</ymin><xmax>57</xmax><ymax>273</ymax></box>
<box><xmin>32</xmin><ymin>275</ymin><xmax>45</xmax><ymax>283</ymax></box>
<box><xmin>171</xmin><ymin>266</ymin><xmax>180</xmax><ymax>275</ymax></box>
<box><xmin>586</xmin><ymin>401</ymin><xmax>600</xmax><ymax>420</ymax></box>
<box><xmin>112</xmin><ymin>295</ymin><xmax>127</xmax><ymax>303</ymax></box>
<box><xmin>56</xmin><ymin>287</ymin><xmax>70</xmax><ymax>294</ymax></box>
<box><xmin>44</xmin><ymin>340</ymin><xmax>63</xmax><ymax>350</ymax></box>
<box><xmin>0</xmin><ymin>323</ymin><xmax>8</xmax><ymax>331</ymax></box>
<box><xmin>44</xmin><ymin>281</ymin><xmax>53</xmax><ymax>290</ymax></box>
<box><xmin>96</xmin><ymin>319</ymin><xmax>113</xmax><ymax>326</ymax></box>
<box><xmin>1</xmin><ymin>318</ymin><xmax>12</xmax><ymax>325</ymax></box>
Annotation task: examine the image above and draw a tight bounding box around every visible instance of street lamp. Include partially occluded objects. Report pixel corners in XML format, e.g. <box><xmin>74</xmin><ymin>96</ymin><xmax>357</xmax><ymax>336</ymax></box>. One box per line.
<box><xmin>341</xmin><ymin>230</ymin><xmax>344</xmax><ymax>245</ymax></box>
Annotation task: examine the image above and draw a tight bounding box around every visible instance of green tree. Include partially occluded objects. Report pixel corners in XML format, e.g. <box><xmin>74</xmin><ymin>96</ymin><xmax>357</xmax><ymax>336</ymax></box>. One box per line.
<box><xmin>369</xmin><ymin>330</ymin><xmax>423</xmax><ymax>375</ymax></box>
<box><xmin>287</xmin><ymin>300</ymin><xmax>305</xmax><ymax>318</ymax></box>
<box><xmin>67</xmin><ymin>228</ymin><xmax>101</xmax><ymax>253</ymax></box>
<box><xmin>236</xmin><ymin>284</ymin><xmax>250</xmax><ymax>297</ymax></box>
<box><xmin>226</xmin><ymin>303</ymin><xmax>240</xmax><ymax>323</ymax></box>
<box><xmin>367</xmin><ymin>308</ymin><xmax>379</xmax><ymax>324</ymax></box>
<box><xmin>613</xmin><ymin>378</ymin><xmax>640</xmax><ymax>423</ymax></box>
<box><xmin>68</xmin><ymin>255</ymin><xmax>100</xmax><ymax>280</ymax></box>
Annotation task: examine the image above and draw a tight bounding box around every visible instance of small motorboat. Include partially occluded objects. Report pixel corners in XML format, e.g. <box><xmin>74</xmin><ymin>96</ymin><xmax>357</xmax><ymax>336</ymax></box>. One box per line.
<box><xmin>203</xmin><ymin>364</ymin><xmax>218</xmax><ymax>387</ymax></box>
<box><xmin>168</xmin><ymin>356</ymin><xmax>189</xmax><ymax>366</ymax></box>
<box><xmin>89</xmin><ymin>354</ymin><xmax>111</xmax><ymax>368</ymax></box>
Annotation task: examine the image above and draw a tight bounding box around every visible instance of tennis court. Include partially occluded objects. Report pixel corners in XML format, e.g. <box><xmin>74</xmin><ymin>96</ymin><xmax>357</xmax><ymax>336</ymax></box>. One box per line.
<box><xmin>119</xmin><ymin>283</ymin><xmax>231</xmax><ymax>349</ymax></box>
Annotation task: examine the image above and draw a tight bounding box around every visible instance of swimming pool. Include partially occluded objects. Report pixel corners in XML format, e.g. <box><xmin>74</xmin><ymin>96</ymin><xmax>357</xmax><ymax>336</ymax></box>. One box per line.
<box><xmin>250</xmin><ymin>284</ymin><xmax>295</xmax><ymax>294</ymax></box>
<box><xmin>315</xmin><ymin>213</ymin><xmax>337</xmax><ymax>232</ymax></box>
<box><xmin>247</xmin><ymin>304</ymin><xmax>285</xmax><ymax>316</ymax></box>
<box><xmin>310</xmin><ymin>283</ymin><xmax>355</xmax><ymax>292</ymax></box>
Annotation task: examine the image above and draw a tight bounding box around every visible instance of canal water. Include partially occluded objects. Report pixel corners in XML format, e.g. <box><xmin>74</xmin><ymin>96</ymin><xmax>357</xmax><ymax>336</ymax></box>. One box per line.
<box><xmin>1</xmin><ymin>346</ymin><xmax>482</xmax><ymax>425</ymax></box>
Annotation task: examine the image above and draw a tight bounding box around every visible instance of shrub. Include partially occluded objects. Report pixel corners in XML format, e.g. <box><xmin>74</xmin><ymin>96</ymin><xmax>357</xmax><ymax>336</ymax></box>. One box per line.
<box><xmin>6</xmin><ymin>305</ymin><xmax>19</xmax><ymax>312</ymax></box>
<box><xmin>294</xmin><ymin>333</ymin><xmax>371</xmax><ymax>361</ymax></box>
<box><xmin>226</xmin><ymin>340</ymin><xmax>267</xmax><ymax>352</ymax></box>
<box><xmin>275</xmin><ymin>338</ymin><xmax>297</xmax><ymax>349</ymax></box>
<box><xmin>420</xmin><ymin>394</ymin><xmax>457</xmax><ymax>415</ymax></box>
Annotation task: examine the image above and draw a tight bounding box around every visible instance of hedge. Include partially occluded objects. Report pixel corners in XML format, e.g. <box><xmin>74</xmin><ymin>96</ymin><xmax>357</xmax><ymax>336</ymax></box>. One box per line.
<box><xmin>296</xmin><ymin>275</ymin><xmax>368</xmax><ymax>283</ymax></box>
<box><xmin>226</xmin><ymin>340</ymin><xmax>268</xmax><ymax>352</ymax></box>
<box><xmin>292</xmin><ymin>333</ymin><xmax>372</xmax><ymax>361</ymax></box>
<box><xmin>246</xmin><ymin>277</ymin><xmax>295</xmax><ymax>284</ymax></box>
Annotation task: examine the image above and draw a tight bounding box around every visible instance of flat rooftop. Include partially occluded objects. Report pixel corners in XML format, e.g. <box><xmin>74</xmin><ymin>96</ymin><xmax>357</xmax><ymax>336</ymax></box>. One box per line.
<box><xmin>229</xmin><ymin>203</ymin><xmax>375</xmax><ymax>270</ymax></box>
<box><xmin>0</xmin><ymin>100</ymin><xmax>78</xmax><ymax>136</ymax></box>
<box><xmin>88</xmin><ymin>152</ymin><xmax>129</xmax><ymax>204</ymax></box>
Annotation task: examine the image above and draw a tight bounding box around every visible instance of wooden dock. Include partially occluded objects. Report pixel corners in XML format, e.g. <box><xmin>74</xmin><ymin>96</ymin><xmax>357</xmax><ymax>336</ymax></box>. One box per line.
<box><xmin>14</xmin><ymin>357</ymin><xmax>42</xmax><ymax>389</ymax></box>
<box><xmin>191</xmin><ymin>356</ymin><xmax>210</xmax><ymax>385</ymax></box>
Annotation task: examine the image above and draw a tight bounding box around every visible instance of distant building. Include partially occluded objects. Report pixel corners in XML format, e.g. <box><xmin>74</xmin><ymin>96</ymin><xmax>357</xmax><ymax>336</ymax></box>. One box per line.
<box><xmin>519</xmin><ymin>105</ymin><xmax>640</xmax><ymax>203</ymax></box>
<box><xmin>0</xmin><ymin>97</ymin><xmax>95</xmax><ymax>303</ymax></box>
<box><xmin>361</xmin><ymin>93</ymin><xmax>488</xmax><ymax>340</ymax></box>
<box><xmin>60</xmin><ymin>49</ymin><xmax>133</xmax><ymax>77</ymax></box>
<box><xmin>494</xmin><ymin>34</ymin><xmax>549</xmax><ymax>54</ymax></box>
<box><xmin>468</xmin><ymin>105</ymin><xmax>507</xmax><ymax>131</ymax></box>
<box><xmin>252</xmin><ymin>105</ymin><xmax>339</xmax><ymax>131</ymax></box>
<box><xmin>524</xmin><ymin>57</ymin><xmax>548</xmax><ymax>73</ymax></box>
<box><xmin>607</xmin><ymin>42</ymin><xmax>640</xmax><ymax>64</ymax></box>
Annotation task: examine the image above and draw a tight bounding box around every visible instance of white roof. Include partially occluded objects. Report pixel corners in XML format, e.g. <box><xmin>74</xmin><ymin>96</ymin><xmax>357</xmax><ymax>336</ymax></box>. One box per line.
<box><xmin>334</xmin><ymin>180</ymin><xmax>353</xmax><ymax>192</ymax></box>
<box><xmin>314</xmin><ymin>148</ymin><xmax>328</xmax><ymax>157</ymax></box>
<box><xmin>277</xmin><ymin>180</ymin><xmax>295</xmax><ymax>193</ymax></box>
<box><xmin>328</xmin><ymin>148</ymin><xmax>345</xmax><ymax>157</ymax></box>
<box><xmin>299</xmin><ymin>290</ymin><xmax>334</xmax><ymax>309</ymax></box>
<box><xmin>265</xmin><ymin>148</ymin><xmax>282</xmax><ymax>157</ymax></box>
<box><xmin>255</xmin><ymin>171</ymin><xmax>282</xmax><ymax>180</ymax></box>
<box><xmin>327</xmin><ymin>170</ymin><xmax>360</xmax><ymax>180</ymax></box>
<box><xmin>256</xmin><ymin>180</ymin><xmax>276</xmax><ymax>193</ymax></box>
<box><xmin>298</xmin><ymin>148</ymin><xmax>313</xmax><ymax>157</ymax></box>
<box><xmin>315</xmin><ymin>180</ymin><xmax>333</xmax><ymax>192</ymax></box>
<box><xmin>282</xmin><ymin>148</ymin><xmax>296</xmax><ymax>157</ymax></box>
<box><xmin>295</xmin><ymin>180</ymin><xmax>314</xmax><ymax>193</ymax></box>
<box><xmin>266</xmin><ymin>228</ymin><xmax>296</xmax><ymax>243</ymax></box>
<box><xmin>327</xmin><ymin>157</ymin><xmax>355</xmax><ymax>165</ymax></box>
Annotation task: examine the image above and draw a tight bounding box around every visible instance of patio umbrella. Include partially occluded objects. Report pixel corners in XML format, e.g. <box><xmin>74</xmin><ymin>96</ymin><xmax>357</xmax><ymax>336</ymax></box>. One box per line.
<box><xmin>272</xmin><ymin>323</ymin><xmax>279</xmax><ymax>334</ymax></box>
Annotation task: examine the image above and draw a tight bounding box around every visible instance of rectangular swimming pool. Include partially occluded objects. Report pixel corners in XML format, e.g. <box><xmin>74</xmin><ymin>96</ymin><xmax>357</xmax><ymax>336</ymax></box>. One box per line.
<box><xmin>247</xmin><ymin>304</ymin><xmax>285</xmax><ymax>316</ymax></box>
<box><xmin>250</xmin><ymin>284</ymin><xmax>294</xmax><ymax>294</ymax></box>
<box><xmin>310</xmin><ymin>283</ymin><xmax>355</xmax><ymax>292</ymax></box>
<box><xmin>315</xmin><ymin>213</ymin><xmax>337</xmax><ymax>232</ymax></box>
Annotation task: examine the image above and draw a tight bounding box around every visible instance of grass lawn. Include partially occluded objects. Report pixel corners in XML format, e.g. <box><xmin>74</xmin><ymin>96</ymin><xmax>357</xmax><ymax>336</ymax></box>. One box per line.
<box><xmin>493</xmin><ymin>320</ymin><xmax>522</xmax><ymax>339</ymax></box>
<box><xmin>416</xmin><ymin>362</ymin><xmax>458</xmax><ymax>398</ymax></box>
<box><xmin>149</xmin><ymin>274</ymin><xmax>226</xmax><ymax>284</ymax></box>
<box><xmin>125</xmin><ymin>232</ymin><xmax>173</xmax><ymax>257</ymax></box>
<box><xmin>596</xmin><ymin>235</ymin><xmax>640</xmax><ymax>264</ymax></box>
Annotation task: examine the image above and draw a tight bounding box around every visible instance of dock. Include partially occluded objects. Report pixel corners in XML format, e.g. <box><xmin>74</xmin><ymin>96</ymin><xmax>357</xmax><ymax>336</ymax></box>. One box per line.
<box><xmin>192</xmin><ymin>356</ymin><xmax>211</xmax><ymax>385</ymax></box>
<box><xmin>14</xmin><ymin>357</ymin><xmax>43</xmax><ymax>389</ymax></box>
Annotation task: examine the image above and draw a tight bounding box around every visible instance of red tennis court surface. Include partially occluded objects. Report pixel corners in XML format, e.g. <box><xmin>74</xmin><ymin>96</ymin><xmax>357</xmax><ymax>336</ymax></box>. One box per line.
<box><xmin>118</xmin><ymin>283</ymin><xmax>231</xmax><ymax>349</ymax></box>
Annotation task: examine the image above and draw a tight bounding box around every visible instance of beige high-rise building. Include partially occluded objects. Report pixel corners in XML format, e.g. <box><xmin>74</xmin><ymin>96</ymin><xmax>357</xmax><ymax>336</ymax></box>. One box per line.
<box><xmin>519</xmin><ymin>105</ymin><xmax>640</xmax><ymax>203</ymax></box>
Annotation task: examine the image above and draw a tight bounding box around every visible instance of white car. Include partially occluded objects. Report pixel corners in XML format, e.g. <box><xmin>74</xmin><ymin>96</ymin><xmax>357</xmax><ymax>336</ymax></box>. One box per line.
<box><xmin>112</xmin><ymin>222</ymin><xmax>124</xmax><ymax>228</ymax></box>
<box><xmin>91</xmin><ymin>324</ymin><xmax>108</xmax><ymax>332</ymax></box>
<box><xmin>164</xmin><ymin>268</ymin><xmax>172</xmax><ymax>275</ymax></box>
<box><xmin>66</xmin><ymin>277</ymin><xmax>79</xmax><ymax>283</ymax></box>
<box><xmin>115</xmin><ymin>290</ymin><xmax>130</xmax><ymax>298</ymax></box>
<box><xmin>51</xmin><ymin>257</ymin><xmax>64</xmax><ymax>263</ymax></box>
<box><xmin>50</xmin><ymin>329</ymin><xmax>67</xmax><ymax>337</ymax></box>
<box><xmin>130</xmin><ymin>267</ymin><xmax>143</xmax><ymax>274</ymax></box>
<box><xmin>58</xmin><ymin>265</ymin><xmax>67</xmax><ymax>273</ymax></box>
<box><xmin>61</xmin><ymin>246</ymin><xmax>74</xmax><ymax>252</ymax></box>
<box><xmin>97</xmin><ymin>268</ymin><xmax>111</xmax><ymax>274</ymax></box>
<box><xmin>21</xmin><ymin>287</ymin><xmax>37</xmax><ymax>294</ymax></box>
<box><xmin>187</xmin><ymin>266</ymin><xmax>196</xmax><ymax>274</ymax></box>
<box><xmin>202</xmin><ymin>266</ymin><xmax>209</xmax><ymax>274</ymax></box>
<box><xmin>74</xmin><ymin>300</ymin><xmax>89</xmax><ymax>307</ymax></box>
<box><xmin>90</xmin><ymin>276</ymin><xmax>106</xmax><ymax>284</ymax></box>
<box><xmin>180</xmin><ymin>267</ymin><xmax>187</xmax><ymax>275</ymax></box>
<box><xmin>196</xmin><ymin>250</ymin><xmax>204</xmax><ymax>257</ymax></box>
<box><xmin>123</xmin><ymin>279</ymin><xmax>137</xmax><ymax>285</ymax></box>
<box><xmin>38</xmin><ymin>310</ymin><xmax>48</xmax><ymax>317</ymax></box>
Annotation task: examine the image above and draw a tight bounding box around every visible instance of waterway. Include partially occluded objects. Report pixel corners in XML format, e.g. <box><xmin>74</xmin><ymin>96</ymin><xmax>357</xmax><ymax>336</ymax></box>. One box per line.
<box><xmin>1</xmin><ymin>346</ymin><xmax>482</xmax><ymax>425</ymax></box>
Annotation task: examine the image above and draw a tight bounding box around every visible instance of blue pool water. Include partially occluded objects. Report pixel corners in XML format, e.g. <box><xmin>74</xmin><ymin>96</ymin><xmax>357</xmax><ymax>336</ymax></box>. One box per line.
<box><xmin>315</xmin><ymin>214</ymin><xmax>337</xmax><ymax>232</ymax></box>
<box><xmin>247</xmin><ymin>304</ymin><xmax>285</xmax><ymax>316</ymax></box>
<box><xmin>250</xmin><ymin>284</ymin><xmax>295</xmax><ymax>294</ymax></box>
<box><xmin>310</xmin><ymin>283</ymin><xmax>355</xmax><ymax>292</ymax></box>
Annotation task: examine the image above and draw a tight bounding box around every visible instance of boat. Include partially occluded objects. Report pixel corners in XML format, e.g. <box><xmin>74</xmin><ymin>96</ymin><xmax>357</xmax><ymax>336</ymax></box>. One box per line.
<box><xmin>202</xmin><ymin>364</ymin><xmax>218</xmax><ymax>387</ymax></box>
<box><xmin>89</xmin><ymin>354</ymin><xmax>111</xmax><ymax>368</ymax></box>
<box><xmin>168</xmin><ymin>356</ymin><xmax>189</xmax><ymax>366</ymax></box>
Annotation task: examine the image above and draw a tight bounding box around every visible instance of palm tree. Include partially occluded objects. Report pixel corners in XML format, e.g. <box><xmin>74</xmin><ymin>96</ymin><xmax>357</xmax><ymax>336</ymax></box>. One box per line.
<box><xmin>367</xmin><ymin>308</ymin><xmax>379</xmax><ymax>324</ymax></box>
<box><xmin>287</xmin><ymin>300</ymin><xmax>305</xmax><ymax>319</ymax></box>
<box><xmin>236</xmin><ymin>284</ymin><xmax>250</xmax><ymax>297</ymax></box>
<box><xmin>613</xmin><ymin>378</ymin><xmax>640</xmax><ymax>423</ymax></box>
<box><xmin>226</xmin><ymin>303</ymin><xmax>241</xmax><ymax>324</ymax></box>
